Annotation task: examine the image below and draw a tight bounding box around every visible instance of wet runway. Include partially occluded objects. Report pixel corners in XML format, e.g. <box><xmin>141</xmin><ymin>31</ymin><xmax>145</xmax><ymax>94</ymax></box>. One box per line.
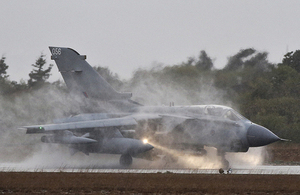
<box><xmin>0</xmin><ymin>162</ymin><xmax>299</xmax><ymax>175</ymax></box>
<box><xmin>1</xmin><ymin>146</ymin><xmax>299</xmax><ymax>174</ymax></box>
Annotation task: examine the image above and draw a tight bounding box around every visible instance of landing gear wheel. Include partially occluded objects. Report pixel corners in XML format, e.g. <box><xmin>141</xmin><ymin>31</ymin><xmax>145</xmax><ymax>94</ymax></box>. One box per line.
<box><xmin>221</xmin><ymin>159</ymin><xmax>230</xmax><ymax>170</ymax></box>
<box><xmin>219</xmin><ymin>167</ymin><xmax>232</xmax><ymax>174</ymax></box>
<box><xmin>219</xmin><ymin>168</ymin><xmax>225</xmax><ymax>174</ymax></box>
<box><xmin>119</xmin><ymin>154</ymin><xmax>133</xmax><ymax>166</ymax></box>
<box><xmin>227</xmin><ymin>168</ymin><xmax>232</xmax><ymax>174</ymax></box>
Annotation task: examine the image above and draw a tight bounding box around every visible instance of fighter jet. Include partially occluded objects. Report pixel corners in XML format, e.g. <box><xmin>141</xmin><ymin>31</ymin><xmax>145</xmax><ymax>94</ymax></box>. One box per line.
<box><xmin>23</xmin><ymin>47</ymin><xmax>285</xmax><ymax>168</ymax></box>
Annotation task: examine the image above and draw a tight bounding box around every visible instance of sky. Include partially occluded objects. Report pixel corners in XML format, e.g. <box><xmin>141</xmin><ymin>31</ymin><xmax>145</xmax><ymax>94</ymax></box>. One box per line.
<box><xmin>1</xmin><ymin>0</ymin><xmax>300</xmax><ymax>82</ymax></box>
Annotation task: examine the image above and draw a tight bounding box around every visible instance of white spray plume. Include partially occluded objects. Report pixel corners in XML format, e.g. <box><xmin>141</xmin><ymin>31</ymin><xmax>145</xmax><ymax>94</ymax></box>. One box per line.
<box><xmin>0</xmin><ymin>63</ymin><xmax>268</xmax><ymax>169</ymax></box>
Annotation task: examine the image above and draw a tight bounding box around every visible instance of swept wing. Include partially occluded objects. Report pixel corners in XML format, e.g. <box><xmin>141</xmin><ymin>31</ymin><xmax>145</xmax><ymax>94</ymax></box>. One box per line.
<box><xmin>24</xmin><ymin>117</ymin><xmax>138</xmax><ymax>134</ymax></box>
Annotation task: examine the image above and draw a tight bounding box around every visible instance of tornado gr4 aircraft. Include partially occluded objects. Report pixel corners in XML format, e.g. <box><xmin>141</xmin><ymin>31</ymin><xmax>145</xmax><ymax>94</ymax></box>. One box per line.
<box><xmin>23</xmin><ymin>47</ymin><xmax>285</xmax><ymax>168</ymax></box>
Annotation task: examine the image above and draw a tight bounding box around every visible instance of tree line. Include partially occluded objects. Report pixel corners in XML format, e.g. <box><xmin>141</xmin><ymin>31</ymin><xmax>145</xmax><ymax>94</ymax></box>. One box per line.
<box><xmin>0</xmin><ymin>54</ymin><xmax>53</xmax><ymax>95</ymax></box>
<box><xmin>0</xmin><ymin>49</ymin><xmax>300</xmax><ymax>142</ymax></box>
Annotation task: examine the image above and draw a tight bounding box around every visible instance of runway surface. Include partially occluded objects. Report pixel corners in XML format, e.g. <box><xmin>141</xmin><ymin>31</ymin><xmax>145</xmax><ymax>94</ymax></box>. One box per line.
<box><xmin>1</xmin><ymin>146</ymin><xmax>299</xmax><ymax>174</ymax></box>
<box><xmin>0</xmin><ymin>162</ymin><xmax>299</xmax><ymax>175</ymax></box>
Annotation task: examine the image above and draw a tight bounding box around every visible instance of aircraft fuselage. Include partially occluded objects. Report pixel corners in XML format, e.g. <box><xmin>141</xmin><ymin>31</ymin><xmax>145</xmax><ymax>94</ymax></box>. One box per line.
<box><xmin>130</xmin><ymin>105</ymin><xmax>280</xmax><ymax>153</ymax></box>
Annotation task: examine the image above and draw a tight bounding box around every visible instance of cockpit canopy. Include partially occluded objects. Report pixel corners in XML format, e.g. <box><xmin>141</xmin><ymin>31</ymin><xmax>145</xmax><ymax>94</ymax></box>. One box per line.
<box><xmin>132</xmin><ymin>104</ymin><xmax>248</xmax><ymax>122</ymax></box>
<box><xmin>204</xmin><ymin>105</ymin><xmax>247</xmax><ymax>121</ymax></box>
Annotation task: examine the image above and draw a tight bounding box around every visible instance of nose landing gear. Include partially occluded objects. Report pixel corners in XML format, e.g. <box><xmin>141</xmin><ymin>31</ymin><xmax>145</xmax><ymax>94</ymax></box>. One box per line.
<box><xmin>217</xmin><ymin>149</ymin><xmax>231</xmax><ymax>174</ymax></box>
<box><xmin>219</xmin><ymin>167</ymin><xmax>232</xmax><ymax>174</ymax></box>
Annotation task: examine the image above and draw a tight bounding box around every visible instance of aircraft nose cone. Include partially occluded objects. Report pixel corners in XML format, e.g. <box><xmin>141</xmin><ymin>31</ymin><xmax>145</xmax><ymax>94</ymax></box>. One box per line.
<box><xmin>247</xmin><ymin>124</ymin><xmax>280</xmax><ymax>147</ymax></box>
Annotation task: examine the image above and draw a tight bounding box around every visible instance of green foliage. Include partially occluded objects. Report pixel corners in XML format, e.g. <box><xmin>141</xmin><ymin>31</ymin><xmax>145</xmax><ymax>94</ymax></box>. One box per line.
<box><xmin>93</xmin><ymin>66</ymin><xmax>123</xmax><ymax>90</ymax></box>
<box><xmin>195</xmin><ymin>50</ymin><xmax>214</xmax><ymax>71</ymax></box>
<box><xmin>280</xmin><ymin>50</ymin><xmax>300</xmax><ymax>72</ymax></box>
<box><xmin>1</xmin><ymin>48</ymin><xmax>300</xmax><ymax>143</ymax></box>
<box><xmin>224</xmin><ymin>48</ymin><xmax>256</xmax><ymax>71</ymax></box>
<box><xmin>28</xmin><ymin>54</ymin><xmax>53</xmax><ymax>89</ymax></box>
<box><xmin>0</xmin><ymin>56</ymin><xmax>9</xmax><ymax>80</ymax></box>
<box><xmin>244</xmin><ymin>97</ymin><xmax>300</xmax><ymax>141</ymax></box>
<box><xmin>0</xmin><ymin>56</ymin><xmax>12</xmax><ymax>95</ymax></box>
<box><xmin>215</xmin><ymin>49</ymin><xmax>275</xmax><ymax>104</ymax></box>
<box><xmin>98</xmin><ymin>49</ymin><xmax>300</xmax><ymax>142</ymax></box>
<box><xmin>271</xmin><ymin>65</ymin><xmax>300</xmax><ymax>98</ymax></box>
<box><xmin>232</xmin><ymin>51</ymin><xmax>300</xmax><ymax>142</ymax></box>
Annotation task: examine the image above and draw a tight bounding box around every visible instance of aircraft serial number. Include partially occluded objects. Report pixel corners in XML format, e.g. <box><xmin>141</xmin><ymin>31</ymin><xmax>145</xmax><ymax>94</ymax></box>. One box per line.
<box><xmin>52</xmin><ymin>48</ymin><xmax>61</xmax><ymax>55</ymax></box>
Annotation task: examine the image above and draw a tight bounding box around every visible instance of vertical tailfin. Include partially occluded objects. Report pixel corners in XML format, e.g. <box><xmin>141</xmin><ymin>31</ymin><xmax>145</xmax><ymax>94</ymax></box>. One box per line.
<box><xmin>49</xmin><ymin>47</ymin><xmax>132</xmax><ymax>101</ymax></box>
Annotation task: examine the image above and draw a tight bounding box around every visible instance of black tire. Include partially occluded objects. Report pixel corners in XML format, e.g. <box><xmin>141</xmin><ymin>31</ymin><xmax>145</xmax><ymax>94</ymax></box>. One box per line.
<box><xmin>119</xmin><ymin>154</ymin><xmax>133</xmax><ymax>166</ymax></box>
<box><xmin>219</xmin><ymin>168</ymin><xmax>225</xmax><ymax>174</ymax></box>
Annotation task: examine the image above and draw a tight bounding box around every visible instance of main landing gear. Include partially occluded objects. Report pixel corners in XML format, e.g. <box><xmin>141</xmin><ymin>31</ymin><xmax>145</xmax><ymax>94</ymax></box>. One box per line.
<box><xmin>119</xmin><ymin>154</ymin><xmax>133</xmax><ymax>166</ymax></box>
